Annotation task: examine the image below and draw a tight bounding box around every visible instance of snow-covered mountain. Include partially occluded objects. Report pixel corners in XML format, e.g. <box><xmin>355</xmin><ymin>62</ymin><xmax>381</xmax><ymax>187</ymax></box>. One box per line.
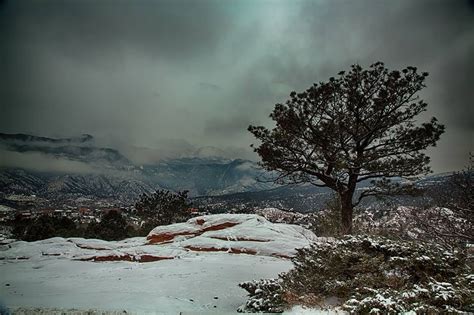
<box><xmin>141</xmin><ymin>157</ymin><xmax>273</xmax><ymax>196</ymax></box>
<box><xmin>0</xmin><ymin>132</ymin><xmax>457</xmax><ymax>206</ymax></box>
<box><xmin>0</xmin><ymin>161</ymin><xmax>272</xmax><ymax>201</ymax></box>
<box><xmin>0</xmin><ymin>133</ymin><xmax>273</xmax><ymax>200</ymax></box>
<box><xmin>0</xmin><ymin>169</ymin><xmax>153</xmax><ymax>202</ymax></box>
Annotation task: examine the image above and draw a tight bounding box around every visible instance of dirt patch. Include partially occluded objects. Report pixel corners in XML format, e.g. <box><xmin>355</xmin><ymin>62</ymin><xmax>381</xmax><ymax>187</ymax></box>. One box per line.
<box><xmin>75</xmin><ymin>244</ymin><xmax>112</xmax><ymax>250</ymax></box>
<box><xmin>41</xmin><ymin>252</ymin><xmax>61</xmax><ymax>256</ymax></box>
<box><xmin>184</xmin><ymin>245</ymin><xmax>258</xmax><ymax>256</ymax></box>
<box><xmin>184</xmin><ymin>245</ymin><xmax>229</xmax><ymax>253</ymax></box>
<box><xmin>228</xmin><ymin>247</ymin><xmax>258</xmax><ymax>255</ymax></box>
<box><xmin>1</xmin><ymin>256</ymin><xmax>31</xmax><ymax>260</ymax></box>
<box><xmin>184</xmin><ymin>245</ymin><xmax>291</xmax><ymax>259</ymax></box>
<box><xmin>270</xmin><ymin>253</ymin><xmax>292</xmax><ymax>259</ymax></box>
<box><xmin>78</xmin><ymin>254</ymin><xmax>174</xmax><ymax>263</ymax></box>
<box><xmin>208</xmin><ymin>236</ymin><xmax>271</xmax><ymax>242</ymax></box>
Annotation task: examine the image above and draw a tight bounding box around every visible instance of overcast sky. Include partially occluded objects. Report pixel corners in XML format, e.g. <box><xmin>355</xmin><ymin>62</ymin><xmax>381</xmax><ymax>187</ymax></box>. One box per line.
<box><xmin>1</xmin><ymin>0</ymin><xmax>473</xmax><ymax>172</ymax></box>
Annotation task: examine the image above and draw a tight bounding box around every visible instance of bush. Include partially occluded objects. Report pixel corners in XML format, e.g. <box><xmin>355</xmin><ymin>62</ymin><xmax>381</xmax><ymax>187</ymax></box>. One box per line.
<box><xmin>85</xmin><ymin>210</ymin><xmax>133</xmax><ymax>241</ymax></box>
<box><xmin>352</xmin><ymin>205</ymin><xmax>418</xmax><ymax>239</ymax></box>
<box><xmin>237</xmin><ymin>279</ymin><xmax>285</xmax><ymax>313</ymax></box>
<box><xmin>308</xmin><ymin>194</ymin><xmax>342</xmax><ymax>237</ymax></box>
<box><xmin>239</xmin><ymin>236</ymin><xmax>473</xmax><ymax>313</ymax></box>
<box><xmin>135</xmin><ymin>189</ymin><xmax>192</xmax><ymax>232</ymax></box>
<box><xmin>412</xmin><ymin>159</ymin><xmax>474</xmax><ymax>248</ymax></box>
<box><xmin>12</xmin><ymin>214</ymin><xmax>80</xmax><ymax>241</ymax></box>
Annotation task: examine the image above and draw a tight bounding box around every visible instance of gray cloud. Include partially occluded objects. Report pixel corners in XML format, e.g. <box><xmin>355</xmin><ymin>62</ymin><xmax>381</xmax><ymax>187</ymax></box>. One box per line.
<box><xmin>120</xmin><ymin>140</ymin><xmax>196</xmax><ymax>165</ymax></box>
<box><xmin>1</xmin><ymin>0</ymin><xmax>472</xmax><ymax>172</ymax></box>
<box><xmin>198</xmin><ymin>82</ymin><xmax>221</xmax><ymax>91</ymax></box>
<box><xmin>0</xmin><ymin>149</ymin><xmax>97</xmax><ymax>174</ymax></box>
<box><xmin>204</xmin><ymin>114</ymin><xmax>258</xmax><ymax>137</ymax></box>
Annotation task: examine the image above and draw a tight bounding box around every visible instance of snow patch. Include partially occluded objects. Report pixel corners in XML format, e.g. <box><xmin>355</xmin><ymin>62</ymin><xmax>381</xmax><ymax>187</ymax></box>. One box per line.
<box><xmin>0</xmin><ymin>214</ymin><xmax>322</xmax><ymax>312</ymax></box>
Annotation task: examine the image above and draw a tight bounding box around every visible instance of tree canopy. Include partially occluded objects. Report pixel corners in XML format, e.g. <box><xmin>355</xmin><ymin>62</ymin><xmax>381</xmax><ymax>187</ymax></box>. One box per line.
<box><xmin>249</xmin><ymin>62</ymin><xmax>445</xmax><ymax>233</ymax></box>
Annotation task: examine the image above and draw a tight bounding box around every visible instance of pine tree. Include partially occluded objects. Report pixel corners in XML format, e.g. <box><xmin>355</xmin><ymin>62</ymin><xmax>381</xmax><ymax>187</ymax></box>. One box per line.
<box><xmin>249</xmin><ymin>62</ymin><xmax>444</xmax><ymax>233</ymax></box>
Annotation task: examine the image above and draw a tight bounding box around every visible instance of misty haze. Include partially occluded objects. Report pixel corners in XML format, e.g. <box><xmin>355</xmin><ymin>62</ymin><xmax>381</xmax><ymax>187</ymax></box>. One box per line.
<box><xmin>0</xmin><ymin>0</ymin><xmax>473</xmax><ymax>314</ymax></box>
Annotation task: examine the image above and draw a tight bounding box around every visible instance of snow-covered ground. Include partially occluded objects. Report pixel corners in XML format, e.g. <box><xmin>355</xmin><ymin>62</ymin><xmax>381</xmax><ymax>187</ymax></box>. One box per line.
<box><xmin>0</xmin><ymin>214</ymin><xmax>320</xmax><ymax>314</ymax></box>
<box><xmin>1</xmin><ymin>251</ymin><xmax>292</xmax><ymax>313</ymax></box>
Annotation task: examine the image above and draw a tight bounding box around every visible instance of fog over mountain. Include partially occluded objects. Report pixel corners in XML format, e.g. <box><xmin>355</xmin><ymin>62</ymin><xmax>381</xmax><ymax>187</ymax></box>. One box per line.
<box><xmin>1</xmin><ymin>0</ymin><xmax>473</xmax><ymax>172</ymax></box>
<box><xmin>0</xmin><ymin>132</ymin><xmax>276</xmax><ymax>199</ymax></box>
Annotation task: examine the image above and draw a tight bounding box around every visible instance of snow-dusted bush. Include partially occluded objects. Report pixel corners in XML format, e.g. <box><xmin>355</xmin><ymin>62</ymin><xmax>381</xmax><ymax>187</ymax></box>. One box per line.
<box><xmin>353</xmin><ymin>204</ymin><xmax>473</xmax><ymax>249</ymax></box>
<box><xmin>409</xmin><ymin>206</ymin><xmax>473</xmax><ymax>248</ymax></box>
<box><xmin>307</xmin><ymin>197</ymin><xmax>342</xmax><ymax>237</ymax></box>
<box><xmin>309</xmin><ymin>208</ymin><xmax>341</xmax><ymax>237</ymax></box>
<box><xmin>237</xmin><ymin>279</ymin><xmax>285</xmax><ymax>313</ymax></box>
<box><xmin>420</xmin><ymin>160</ymin><xmax>473</xmax><ymax>246</ymax></box>
<box><xmin>239</xmin><ymin>236</ymin><xmax>473</xmax><ymax>313</ymax></box>
<box><xmin>353</xmin><ymin>205</ymin><xmax>421</xmax><ymax>239</ymax></box>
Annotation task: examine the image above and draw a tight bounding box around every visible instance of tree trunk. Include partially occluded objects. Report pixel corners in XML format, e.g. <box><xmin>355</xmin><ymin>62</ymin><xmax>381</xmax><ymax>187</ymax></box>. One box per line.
<box><xmin>340</xmin><ymin>192</ymin><xmax>353</xmax><ymax>234</ymax></box>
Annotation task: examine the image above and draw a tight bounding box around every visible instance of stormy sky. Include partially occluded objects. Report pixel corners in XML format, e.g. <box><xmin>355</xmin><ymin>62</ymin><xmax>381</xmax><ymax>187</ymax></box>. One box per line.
<box><xmin>0</xmin><ymin>0</ymin><xmax>473</xmax><ymax>172</ymax></box>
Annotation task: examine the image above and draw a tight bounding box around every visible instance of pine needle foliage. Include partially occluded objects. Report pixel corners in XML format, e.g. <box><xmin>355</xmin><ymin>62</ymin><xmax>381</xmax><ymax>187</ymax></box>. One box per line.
<box><xmin>249</xmin><ymin>62</ymin><xmax>445</xmax><ymax>233</ymax></box>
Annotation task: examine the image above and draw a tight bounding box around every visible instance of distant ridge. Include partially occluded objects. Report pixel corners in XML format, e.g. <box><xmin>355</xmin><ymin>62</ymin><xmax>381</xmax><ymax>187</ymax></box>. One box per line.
<box><xmin>2</xmin><ymin>132</ymin><xmax>453</xmax><ymax>203</ymax></box>
<box><xmin>0</xmin><ymin>133</ymin><xmax>274</xmax><ymax>199</ymax></box>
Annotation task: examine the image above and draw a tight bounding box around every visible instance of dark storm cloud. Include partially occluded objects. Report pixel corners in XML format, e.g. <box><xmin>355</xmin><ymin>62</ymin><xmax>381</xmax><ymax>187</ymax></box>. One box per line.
<box><xmin>204</xmin><ymin>114</ymin><xmax>257</xmax><ymax>137</ymax></box>
<box><xmin>0</xmin><ymin>0</ymin><xmax>472</xmax><ymax>172</ymax></box>
<box><xmin>0</xmin><ymin>149</ymin><xmax>97</xmax><ymax>173</ymax></box>
<box><xmin>0</xmin><ymin>0</ymin><xmax>234</xmax><ymax>148</ymax></box>
<box><xmin>323</xmin><ymin>0</ymin><xmax>474</xmax><ymax>132</ymax></box>
<box><xmin>0</xmin><ymin>0</ymin><xmax>230</xmax><ymax>62</ymax></box>
<box><xmin>281</xmin><ymin>0</ymin><xmax>474</xmax><ymax>171</ymax></box>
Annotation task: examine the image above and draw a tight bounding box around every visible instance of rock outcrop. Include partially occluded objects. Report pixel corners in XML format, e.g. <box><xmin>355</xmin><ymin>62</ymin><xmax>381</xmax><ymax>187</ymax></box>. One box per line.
<box><xmin>1</xmin><ymin>214</ymin><xmax>319</xmax><ymax>263</ymax></box>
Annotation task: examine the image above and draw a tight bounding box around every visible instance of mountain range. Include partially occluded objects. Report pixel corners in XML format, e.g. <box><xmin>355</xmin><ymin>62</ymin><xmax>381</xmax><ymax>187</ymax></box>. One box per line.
<box><xmin>0</xmin><ymin>132</ymin><xmax>457</xmax><ymax>209</ymax></box>
<box><xmin>0</xmin><ymin>132</ymin><xmax>274</xmax><ymax>201</ymax></box>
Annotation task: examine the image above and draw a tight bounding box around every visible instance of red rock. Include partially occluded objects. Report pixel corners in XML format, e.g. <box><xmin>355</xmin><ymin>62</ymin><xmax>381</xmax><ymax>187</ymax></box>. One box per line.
<box><xmin>147</xmin><ymin>221</ymin><xmax>239</xmax><ymax>244</ymax></box>
<box><xmin>137</xmin><ymin>255</ymin><xmax>174</xmax><ymax>262</ymax></box>
<box><xmin>196</xmin><ymin>218</ymin><xmax>205</xmax><ymax>225</ymax></box>
<box><xmin>147</xmin><ymin>231</ymin><xmax>197</xmax><ymax>244</ymax></box>
<box><xmin>202</xmin><ymin>222</ymin><xmax>239</xmax><ymax>232</ymax></box>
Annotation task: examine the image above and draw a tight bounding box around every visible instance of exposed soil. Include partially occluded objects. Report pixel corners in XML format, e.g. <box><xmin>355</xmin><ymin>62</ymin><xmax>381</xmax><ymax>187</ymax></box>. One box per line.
<box><xmin>78</xmin><ymin>254</ymin><xmax>174</xmax><ymax>263</ymax></box>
